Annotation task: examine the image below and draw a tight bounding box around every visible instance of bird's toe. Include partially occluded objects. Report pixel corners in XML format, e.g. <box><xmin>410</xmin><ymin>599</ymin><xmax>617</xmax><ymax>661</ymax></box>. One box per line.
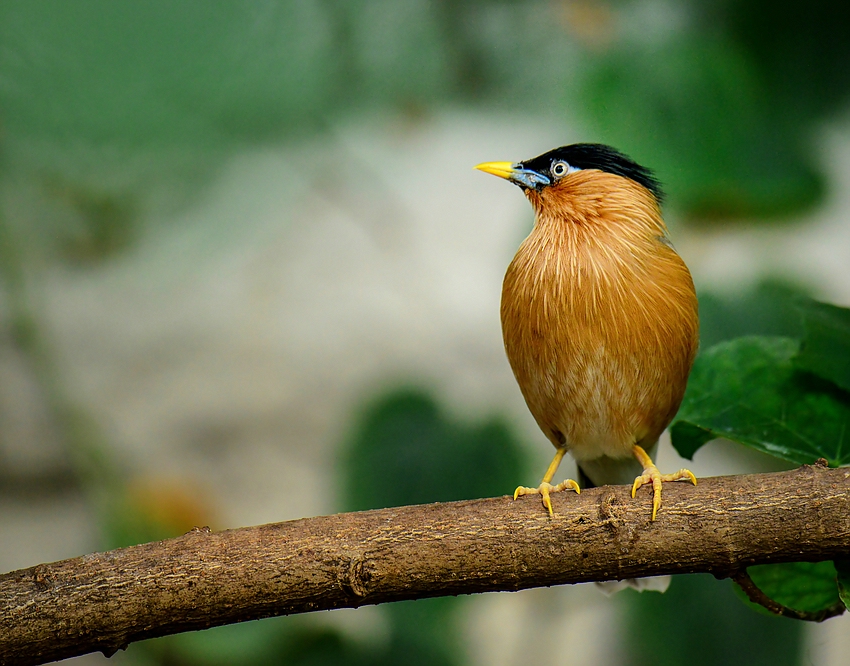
<box><xmin>631</xmin><ymin>446</ymin><xmax>697</xmax><ymax>521</ymax></box>
<box><xmin>513</xmin><ymin>479</ymin><xmax>580</xmax><ymax>517</ymax></box>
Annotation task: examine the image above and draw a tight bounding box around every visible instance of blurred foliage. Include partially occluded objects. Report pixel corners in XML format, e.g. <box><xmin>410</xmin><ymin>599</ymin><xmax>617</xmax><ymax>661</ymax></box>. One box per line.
<box><xmin>0</xmin><ymin>0</ymin><xmax>848</xmax><ymax>261</ymax></box>
<box><xmin>140</xmin><ymin>615</ymin><xmax>295</xmax><ymax>666</ymax></box>
<box><xmin>0</xmin><ymin>206</ymin><xmax>128</xmax><ymax>517</ymax></box>
<box><xmin>143</xmin><ymin>614</ymin><xmax>459</xmax><ymax>666</ymax></box>
<box><xmin>582</xmin><ymin>41</ymin><xmax>824</xmax><ymax>218</ymax></box>
<box><xmin>3</xmin><ymin>210</ymin><xmax>197</xmax><ymax>548</ymax></box>
<box><xmin>52</xmin><ymin>187</ymin><xmax>137</xmax><ymax>265</ymax></box>
<box><xmin>580</xmin><ymin>0</ymin><xmax>850</xmax><ymax>219</ymax></box>
<box><xmin>343</xmin><ymin>388</ymin><xmax>527</xmax><ymax>510</ymax></box>
<box><xmin>716</xmin><ymin>0</ymin><xmax>850</xmax><ymax>122</ymax></box>
<box><xmin>103</xmin><ymin>477</ymin><xmax>214</xmax><ymax>551</ymax></box>
<box><xmin>623</xmin><ymin>574</ymin><xmax>802</xmax><ymax>666</ymax></box>
<box><xmin>696</xmin><ymin>280</ymin><xmax>807</xmax><ymax>349</ymax></box>
<box><xmin>140</xmin><ymin>617</ymin><xmax>428</xmax><ymax>666</ymax></box>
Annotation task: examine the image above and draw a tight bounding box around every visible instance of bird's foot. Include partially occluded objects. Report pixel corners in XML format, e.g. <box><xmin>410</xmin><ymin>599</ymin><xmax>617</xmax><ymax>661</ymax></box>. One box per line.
<box><xmin>631</xmin><ymin>445</ymin><xmax>696</xmax><ymax>521</ymax></box>
<box><xmin>513</xmin><ymin>479</ymin><xmax>580</xmax><ymax>517</ymax></box>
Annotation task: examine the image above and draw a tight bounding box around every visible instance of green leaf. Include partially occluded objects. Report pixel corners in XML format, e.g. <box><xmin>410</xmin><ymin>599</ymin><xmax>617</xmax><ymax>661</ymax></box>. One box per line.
<box><xmin>835</xmin><ymin>559</ymin><xmax>850</xmax><ymax>611</ymax></box>
<box><xmin>669</xmin><ymin>421</ymin><xmax>716</xmax><ymax>461</ymax></box>
<box><xmin>794</xmin><ymin>299</ymin><xmax>850</xmax><ymax>393</ymax></box>
<box><xmin>745</xmin><ymin>562</ymin><xmax>840</xmax><ymax>614</ymax></box>
<box><xmin>671</xmin><ymin>337</ymin><xmax>850</xmax><ymax>465</ymax></box>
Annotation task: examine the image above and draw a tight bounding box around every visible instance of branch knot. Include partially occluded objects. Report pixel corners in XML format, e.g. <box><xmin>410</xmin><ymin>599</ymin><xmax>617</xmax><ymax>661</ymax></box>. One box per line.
<box><xmin>339</xmin><ymin>555</ymin><xmax>371</xmax><ymax>598</ymax></box>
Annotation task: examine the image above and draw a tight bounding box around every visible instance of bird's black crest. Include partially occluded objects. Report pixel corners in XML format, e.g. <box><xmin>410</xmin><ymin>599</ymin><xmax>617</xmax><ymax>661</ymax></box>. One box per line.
<box><xmin>520</xmin><ymin>143</ymin><xmax>664</xmax><ymax>202</ymax></box>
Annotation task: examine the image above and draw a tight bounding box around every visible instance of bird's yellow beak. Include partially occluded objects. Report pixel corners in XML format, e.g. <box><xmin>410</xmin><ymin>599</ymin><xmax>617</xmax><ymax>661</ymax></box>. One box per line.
<box><xmin>474</xmin><ymin>161</ymin><xmax>517</xmax><ymax>180</ymax></box>
<box><xmin>475</xmin><ymin>160</ymin><xmax>551</xmax><ymax>190</ymax></box>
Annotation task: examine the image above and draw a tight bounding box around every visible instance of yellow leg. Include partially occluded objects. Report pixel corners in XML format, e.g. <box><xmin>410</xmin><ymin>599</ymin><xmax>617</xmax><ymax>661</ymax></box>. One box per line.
<box><xmin>513</xmin><ymin>448</ymin><xmax>580</xmax><ymax>517</ymax></box>
<box><xmin>631</xmin><ymin>444</ymin><xmax>697</xmax><ymax>521</ymax></box>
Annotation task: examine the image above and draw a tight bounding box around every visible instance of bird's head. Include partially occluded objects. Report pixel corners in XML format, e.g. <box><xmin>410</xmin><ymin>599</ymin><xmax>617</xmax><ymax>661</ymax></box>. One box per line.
<box><xmin>475</xmin><ymin>143</ymin><xmax>663</xmax><ymax>223</ymax></box>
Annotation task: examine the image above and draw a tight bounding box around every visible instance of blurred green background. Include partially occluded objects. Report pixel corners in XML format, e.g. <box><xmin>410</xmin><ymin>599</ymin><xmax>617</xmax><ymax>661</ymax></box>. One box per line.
<box><xmin>1</xmin><ymin>1</ymin><xmax>849</xmax><ymax>664</ymax></box>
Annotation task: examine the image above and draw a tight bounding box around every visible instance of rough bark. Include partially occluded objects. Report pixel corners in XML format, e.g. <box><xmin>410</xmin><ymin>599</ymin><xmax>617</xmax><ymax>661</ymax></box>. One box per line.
<box><xmin>2</xmin><ymin>463</ymin><xmax>850</xmax><ymax>665</ymax></box>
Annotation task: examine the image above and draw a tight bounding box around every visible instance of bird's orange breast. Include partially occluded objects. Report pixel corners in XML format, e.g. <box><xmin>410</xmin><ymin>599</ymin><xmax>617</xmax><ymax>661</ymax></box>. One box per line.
<box><xmin>500</xmin><ymin>172</ymin><xmax>698</xmax><ymax>462</ymax></box>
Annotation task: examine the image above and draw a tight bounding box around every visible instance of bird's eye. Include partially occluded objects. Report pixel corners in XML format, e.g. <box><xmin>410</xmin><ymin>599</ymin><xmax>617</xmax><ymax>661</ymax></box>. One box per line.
<box><xmin>551</xmin><ymin>161</ymin><xmax>570</xmax><ymax>178</ymax></box>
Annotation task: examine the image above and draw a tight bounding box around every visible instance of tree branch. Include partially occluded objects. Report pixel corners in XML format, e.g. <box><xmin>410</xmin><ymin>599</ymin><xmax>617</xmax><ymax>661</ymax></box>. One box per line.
<box><xmin>3</xmin><ymin>462</ymin><xmax>850</xmax><ymax>666</ymax></box>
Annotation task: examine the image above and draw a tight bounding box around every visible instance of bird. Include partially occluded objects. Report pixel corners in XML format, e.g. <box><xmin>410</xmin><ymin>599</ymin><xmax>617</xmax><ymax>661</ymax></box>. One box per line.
<box><xmin>476</xmin><ymin>143</ymin><xmax>698</xmax><ymax>521</ymax></box>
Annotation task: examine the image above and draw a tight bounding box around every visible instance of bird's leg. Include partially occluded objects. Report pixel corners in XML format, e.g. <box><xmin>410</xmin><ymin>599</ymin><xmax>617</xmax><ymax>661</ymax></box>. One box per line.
<box><xmin>513</xmin><ymin>447</ymin><xmax>580</xmax><ymax>517</ymax></box>
<box><xmin>631</xmin><ymin>444</ymin><xmax>697</xmax><ymax>521</ymax></box>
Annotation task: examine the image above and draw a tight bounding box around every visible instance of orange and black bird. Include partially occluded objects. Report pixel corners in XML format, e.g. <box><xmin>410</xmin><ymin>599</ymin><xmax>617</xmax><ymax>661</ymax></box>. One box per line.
<box><xmin>476</xmin><ymin>144</ymin><xmax>698</xmax><ymax>521</ymax></box>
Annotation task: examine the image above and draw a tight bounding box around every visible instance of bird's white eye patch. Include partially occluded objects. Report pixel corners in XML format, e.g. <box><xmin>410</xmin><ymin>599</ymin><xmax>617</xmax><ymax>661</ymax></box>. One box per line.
<box><xmin>551</xmin><ymin>160</ymin><xmax>578</xmax><ymax>178</ymax></box>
